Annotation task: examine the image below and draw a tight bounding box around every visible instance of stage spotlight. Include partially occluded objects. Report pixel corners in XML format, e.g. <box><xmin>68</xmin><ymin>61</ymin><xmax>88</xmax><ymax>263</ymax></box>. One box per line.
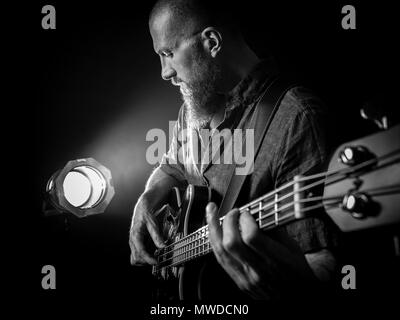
<box><xmin>44</xmin><ymin>158</ymin><xmax>115</xmax><ymax>218</ymax></box>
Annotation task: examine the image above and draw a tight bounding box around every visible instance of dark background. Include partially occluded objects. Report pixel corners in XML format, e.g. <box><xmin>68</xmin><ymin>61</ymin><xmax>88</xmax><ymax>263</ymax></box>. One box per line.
<box><xmin>15</xmin><ymin>0</ymin><xmax>398</xmax><ymax>310</ymax></box>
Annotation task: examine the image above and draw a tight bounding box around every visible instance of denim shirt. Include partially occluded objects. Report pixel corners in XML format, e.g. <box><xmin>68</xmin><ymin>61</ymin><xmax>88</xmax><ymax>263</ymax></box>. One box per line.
<box><xmin>159</xmin><ymin>59</ymin><xmax>339</xmax><ymax>253</ymax></box>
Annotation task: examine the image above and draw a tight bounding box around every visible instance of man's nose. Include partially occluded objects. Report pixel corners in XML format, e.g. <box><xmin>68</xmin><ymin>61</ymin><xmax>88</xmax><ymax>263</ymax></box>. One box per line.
<box><xmin>161</xmin><ymin>61</ymin><xmax>176</xmax><ymax>81</ymax></box>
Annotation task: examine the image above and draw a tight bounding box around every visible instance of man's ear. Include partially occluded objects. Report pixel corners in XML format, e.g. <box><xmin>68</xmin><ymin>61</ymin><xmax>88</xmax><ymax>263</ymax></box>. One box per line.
<box><xmin>201</xmin><ymin>27</ymin><xmax>222</xmax><ymax>58</ymax></box>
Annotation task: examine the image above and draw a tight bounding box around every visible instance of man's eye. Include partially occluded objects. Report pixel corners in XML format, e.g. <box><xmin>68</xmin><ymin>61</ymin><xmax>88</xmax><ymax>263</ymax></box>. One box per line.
<box><xmin>162</xmin><ymin>51</ymin><xmax>172</xmax><ymax>57</ymax></box>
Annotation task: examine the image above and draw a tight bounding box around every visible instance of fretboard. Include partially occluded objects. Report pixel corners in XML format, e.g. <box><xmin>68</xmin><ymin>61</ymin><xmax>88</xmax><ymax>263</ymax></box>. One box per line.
<box><xmin>155</xmin><ymin>176</ymin><xmax>307</xmax><ymax>269</ymax></box>
<box><xmin>154</xmin><ymin>140</ymin><xmax>400</xmax><ymax>270</ymax></box>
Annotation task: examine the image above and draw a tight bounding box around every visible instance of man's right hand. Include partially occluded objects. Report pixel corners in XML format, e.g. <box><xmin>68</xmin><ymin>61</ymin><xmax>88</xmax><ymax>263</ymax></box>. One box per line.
<box><xmin>129</xmin><ymin>195</ymin><xmax>166</xmax><ymax>266</ymax></box>
<box><xmin>129</xmin><ymin>167</ymin><xmax>183</xmax><ymax>266</ymax></box>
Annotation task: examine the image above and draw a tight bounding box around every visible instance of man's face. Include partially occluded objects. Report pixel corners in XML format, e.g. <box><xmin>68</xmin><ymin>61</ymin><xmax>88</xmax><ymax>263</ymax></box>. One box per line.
<box><xmin>150</xmin><ymin>10</ymin><xmax>222</xmax><ymax>129</ymax></box>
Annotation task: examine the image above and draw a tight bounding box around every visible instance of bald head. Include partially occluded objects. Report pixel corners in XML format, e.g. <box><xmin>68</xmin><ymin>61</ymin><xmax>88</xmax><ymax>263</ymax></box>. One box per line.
<box><xmin>149</xmin><ymin>0</ymin><xmax>239</xmax><ymax>39</ymax></box>
<box><xmin>148</xmin><ymin>0</ymin><xmax>260</xmax><ymax>130</ymax></box>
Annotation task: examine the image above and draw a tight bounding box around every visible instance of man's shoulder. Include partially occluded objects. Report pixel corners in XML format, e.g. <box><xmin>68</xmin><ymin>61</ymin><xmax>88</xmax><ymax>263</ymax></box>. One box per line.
<box><xmin>278</xmin><ymin>85</ymin><xmax>326</xmax><ymax>119</ymax></box>
<box><xmin>268</xmin><ymin>85</ymin><xmax>327</xmax><ymax>139</ymax></box>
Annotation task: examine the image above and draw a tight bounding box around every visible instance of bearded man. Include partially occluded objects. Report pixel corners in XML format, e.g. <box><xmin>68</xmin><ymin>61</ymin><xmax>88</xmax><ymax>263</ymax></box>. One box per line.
<box><xmin>129</xmin><ymin>0</ymin><xmax>339</xmax><ymax>301</ymax></box>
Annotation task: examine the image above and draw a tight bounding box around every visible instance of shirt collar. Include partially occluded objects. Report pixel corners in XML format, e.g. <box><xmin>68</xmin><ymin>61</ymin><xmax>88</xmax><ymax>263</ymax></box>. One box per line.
<box><xmin>225</xmin><ymin>58</ymin><xmax>279</xmax><ymax>113</ymax></box>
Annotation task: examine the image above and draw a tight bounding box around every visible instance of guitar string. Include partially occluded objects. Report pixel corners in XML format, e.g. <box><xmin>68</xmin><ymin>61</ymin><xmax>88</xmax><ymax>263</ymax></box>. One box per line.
<box><xmin>159</xmin><ymin>182</ymin><xmax>400</xmax><ymax>269</ymax></box>
<box><xmin>244</xmin><ymin>196</ymin><xmax>341</xmax><ymax>217</ymax></box>
<box><xmin>157</xmin><ymin>163</ymin><xmax>358</xmax><ymax>259</ymax></box>
<box><xmin>294</xmin><ymin>148</ymin><xmax>400</xmax><ymax>184</ymax></box>
<box><xmin>157</xmin><ymin>149</ymin><xmax>400</xmax><ymax>257</ymax></box>
<box><xmin>156</xmin><ymin>150</ymin><xmax>400</xmax><ymax>262</ymax></box>
<box><xmin>242</xmin><ymin>149</ymin><xmax>400</xmax><ymax>211</ymax></box>
<box><xmin>155</xmin><ymin>199</ymin><xmax>340</xmax><ymax>267</ymax></box>
<box><xmin>158</xmin><ymin>174</ymin><xmax>326</xmax><ymax>256</ymax></box>
<box><xmin>161</xmin><ymin>201</ymin><xmax>340</xmax><ymax>267</ymax></box>
<box><xmin>157</xmin><ymin>180</ymin><xmax>400</xmax><ymax>265</ymax></box>
<box><xmin>155</xmin><ymin>211</ymin><xmax>299</xmax><ymax>269</ymax></box>
<box><xmin>156</xmin><ymin>178</ymin><xmax>400</xmax><ymax>268</ymax></box>
<box><xmin>157</xmin><ymin>169</ymin><xmax>400</xmax><ymax>264</ymax></box>
<box><xmin>155</xmin><ymin>201</ymin><xmax>341</xmax><ymax>269</ymax></box>
<box><xmin>156</xmin><ymin>166</ymin><xmax>386</xmax><ymax>263</ymax></box>
<box><xmin>360</xmin><ymin>184</ymin><xmax>400</xmax><ymax>197</ymax></box>
<box><xmin>155</xmin><ymin>194</ymin><xmax>340</xmax><ymax>262</ymax></box>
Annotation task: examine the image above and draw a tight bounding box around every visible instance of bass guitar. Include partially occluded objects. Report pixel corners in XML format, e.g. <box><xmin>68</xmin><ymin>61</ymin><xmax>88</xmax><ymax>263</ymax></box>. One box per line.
<box><xmin>152</xmin><ymin>124</ymin><xmax>400</xmax><ymax>300</ymax></box>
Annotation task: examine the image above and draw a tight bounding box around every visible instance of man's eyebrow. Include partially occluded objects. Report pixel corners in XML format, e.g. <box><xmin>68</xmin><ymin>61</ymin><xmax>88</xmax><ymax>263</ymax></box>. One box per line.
<box><xmin>156</xmin><ymin>47</ymin><xmax>169</xmax><ymax>55</ymax></box>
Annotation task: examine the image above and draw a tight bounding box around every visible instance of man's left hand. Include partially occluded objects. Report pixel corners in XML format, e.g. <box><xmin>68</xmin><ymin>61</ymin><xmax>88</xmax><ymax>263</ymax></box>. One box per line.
<box><xmin>206</xmin><ymin>202</ymin><xmax>318</xmax><ymax>300</ymax></box>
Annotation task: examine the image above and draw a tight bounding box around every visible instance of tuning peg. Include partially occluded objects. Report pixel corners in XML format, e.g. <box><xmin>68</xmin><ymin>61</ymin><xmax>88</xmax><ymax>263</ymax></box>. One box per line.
<box><xmin>341</xmin><ymin>192</ymin><xmax>380</xmax><ymax>219</ymax></box>
<box><xmin>342</xmin><ymin>192</ymin><xmax>371</xmax><ymax>219</ymax></box>
<box><xmin>339</xmin><ymin>145</ymin><xmax>376</xmax><ymax>166</ymax></box>
<box><xmin>360</xmin><ymin>102</ymin><xmax>388</xmax><ymax>130</ymax></box>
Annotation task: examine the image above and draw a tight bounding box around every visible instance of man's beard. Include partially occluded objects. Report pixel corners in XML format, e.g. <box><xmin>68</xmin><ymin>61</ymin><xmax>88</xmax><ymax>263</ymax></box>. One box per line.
<box><xmin>179</xmin><ymin>54</ymin><xmax>222</xmax><ymax>130</ymax></box>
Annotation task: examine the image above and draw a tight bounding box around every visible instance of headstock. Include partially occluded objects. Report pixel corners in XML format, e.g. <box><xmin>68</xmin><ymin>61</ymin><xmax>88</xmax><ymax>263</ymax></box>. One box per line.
<box><xmin>323</xmin><ymin>124</ymin><xmax>400</xmax><ymax>232</ymax></box>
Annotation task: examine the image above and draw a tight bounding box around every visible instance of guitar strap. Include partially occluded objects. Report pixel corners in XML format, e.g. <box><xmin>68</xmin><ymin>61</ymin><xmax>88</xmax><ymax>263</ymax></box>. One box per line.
<box><xmin>217</xmin><ymin>76</ymin><xmax>296</xmax><ymax>217</ymax></box>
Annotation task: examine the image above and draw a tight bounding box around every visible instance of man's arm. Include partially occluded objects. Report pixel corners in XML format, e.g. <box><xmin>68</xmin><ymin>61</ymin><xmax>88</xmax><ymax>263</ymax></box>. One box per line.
<box><xmin>206</xmin><ymin>203</ymin><xmax>320</xmax><ymax>300</ymax></box>
<box><xmin>273</xmin><ymin>87</ymin><xmax>339</xmax><ymax>282</ymax></box>
<box><xmin>206</xmin><ymin>87</ymin><xmax>339</xmax><ymax>299</ymax></box>
<box><xmin>129</xmin><ymin>167</ymin><xmax>183</xmax><ymax>265</ymax></box>
<box><xmin>130</xmin><ymin>106</ymin><xmax>187</xmax><ymax>265</ymax></box>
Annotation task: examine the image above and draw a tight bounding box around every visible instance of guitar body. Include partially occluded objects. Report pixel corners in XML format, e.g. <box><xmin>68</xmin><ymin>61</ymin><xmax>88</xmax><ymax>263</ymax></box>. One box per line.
<box><xmin>176</xmin><ymin>184</ymin><xmax>211</xmax><ymax>300</ymax></box>
<box><xmin>152</xmin><ymin>184</ymin><xmax>247</xmax><ymax>300</ymax></box>
<box><xmin>152</xmin><ymin>184</ymin><xmax>209</xmax><ymax>300</ymax></box>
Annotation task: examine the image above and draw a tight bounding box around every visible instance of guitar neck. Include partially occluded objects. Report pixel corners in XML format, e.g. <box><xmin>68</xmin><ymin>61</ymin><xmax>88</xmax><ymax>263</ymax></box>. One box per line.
<box><xmin>154</xmin><ymin>125</ymin><xmax>400</xmax><ymax>270</ymax></box>
<box><xmin>156</xmin><ymin>175</ymin><xmax>312</xmax><ymax>269</ymax></box>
